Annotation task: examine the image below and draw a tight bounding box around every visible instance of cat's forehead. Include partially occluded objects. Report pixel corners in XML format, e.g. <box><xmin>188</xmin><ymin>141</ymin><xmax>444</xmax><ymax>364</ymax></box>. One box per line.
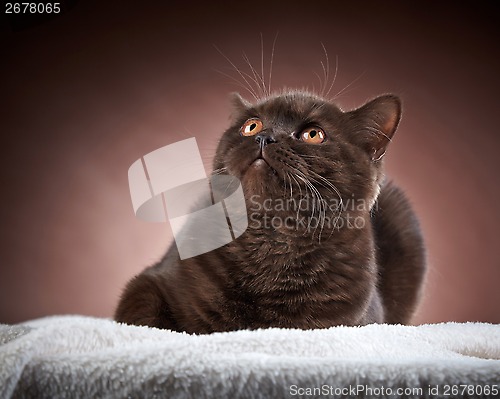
<box><xmin>252</xmin><ymin>92</ymin><xmax>342</xmax><ymax>124</ymax></box>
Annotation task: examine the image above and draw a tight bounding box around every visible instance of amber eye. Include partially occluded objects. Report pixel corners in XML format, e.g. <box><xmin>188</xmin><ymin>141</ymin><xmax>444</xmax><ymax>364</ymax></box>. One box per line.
<box><xmin>301</xmin><ymin>127</ymin><xmax>326</xmax><ymax>144</ymax></box>
<box><xmin>240</xmin><ymin>118</ymin><xmax>263</xmax><ymax>136</ymax></box>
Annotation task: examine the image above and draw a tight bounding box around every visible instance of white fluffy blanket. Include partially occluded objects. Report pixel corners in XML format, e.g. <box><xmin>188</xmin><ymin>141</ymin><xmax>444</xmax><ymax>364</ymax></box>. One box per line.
<box><xmin>0</xmin><ymin>316</ymin><xmax>499</xmax><ymax>398</ymax></box>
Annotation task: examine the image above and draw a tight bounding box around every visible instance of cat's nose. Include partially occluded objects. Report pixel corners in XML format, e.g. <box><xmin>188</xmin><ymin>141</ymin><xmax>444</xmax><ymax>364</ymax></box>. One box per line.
<box><xmin>255</xmin><ymin>133</ymin><xmax>277</xmax><ymax>149</ymax></box>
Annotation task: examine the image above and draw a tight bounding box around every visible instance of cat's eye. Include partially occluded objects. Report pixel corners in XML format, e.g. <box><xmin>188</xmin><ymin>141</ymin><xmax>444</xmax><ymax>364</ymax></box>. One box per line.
<box><xmin>300</xmin><ymin>127</ymin><xmax>325</xmax><ymax>144</ymax></box>
<box><xmin>240</xmin><ymin>118</ymin><xmax>263</xmax><ymax>136</ymax></box>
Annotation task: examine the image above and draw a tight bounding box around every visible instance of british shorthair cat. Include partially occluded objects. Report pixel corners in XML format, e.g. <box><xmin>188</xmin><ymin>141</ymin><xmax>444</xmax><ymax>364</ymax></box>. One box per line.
<box><xmin>115</xmin><ymin>90</ymin><xmax>426</xmax><ymax>333</ymax></box>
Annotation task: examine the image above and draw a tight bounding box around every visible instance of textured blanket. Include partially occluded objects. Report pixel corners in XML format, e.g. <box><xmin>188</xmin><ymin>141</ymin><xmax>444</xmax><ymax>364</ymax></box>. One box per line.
<box><xmin>0</xmin><ymin>316</ymin><xmax>499</xmax><ymax>398</ymax></box>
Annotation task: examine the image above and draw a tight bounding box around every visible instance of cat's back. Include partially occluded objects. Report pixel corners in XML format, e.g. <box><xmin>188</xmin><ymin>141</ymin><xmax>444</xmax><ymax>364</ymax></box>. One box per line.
<box><xmin>372</xmin><ymin>181</ymin><xmax>426</xmax><ymax>324</ymax></box>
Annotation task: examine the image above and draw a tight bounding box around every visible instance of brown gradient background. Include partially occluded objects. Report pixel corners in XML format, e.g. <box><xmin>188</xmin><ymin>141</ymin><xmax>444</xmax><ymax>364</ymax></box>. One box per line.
<box><xmin>1</xmin><ymin>1</ymin><xmax>499</xmax><ymax>325</ymax></box>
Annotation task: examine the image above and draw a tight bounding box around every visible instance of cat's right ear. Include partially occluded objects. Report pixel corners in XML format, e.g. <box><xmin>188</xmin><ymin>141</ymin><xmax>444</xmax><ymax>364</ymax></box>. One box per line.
<box><xmin>349</xmin><ymin>95</ymin><xmax>402</xmax><ymax>162</ymax></box>
<box><xmin>229</xmin><ymin>93</ymin><xmax>251</xmax><ymax>121</ymax></box>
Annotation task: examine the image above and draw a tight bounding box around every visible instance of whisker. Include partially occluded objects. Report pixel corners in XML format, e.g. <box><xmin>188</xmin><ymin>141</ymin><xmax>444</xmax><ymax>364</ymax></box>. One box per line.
<box><xmin>319</xmin><ymin>60</ymin><xmax>327</xmax><ymax>96</ymax></box>
<box><xmin>268</xmin><ymin>32</ymin><xmax>279</xmax><ymax>97</ymax></box>
<box><xmin>333</xmin><ymin>70</ymin><xmax>366</xmax><ymax>99</ymax></box>
<box><xmin>289</xmin><ymin>173</ymin><xmax>303</xmax><ymax>198</ymax></box>
<box><xmin>325</xmin><ymin>54</ymin><xmax>339</xmax><ymax>98</ymax></box>
<box><xmin>295</xmin><ymin>166</ymin><xmax>345</xmax><ymax>236</ymax></box>
<box><xmin>242</xmin><ymin>52</ymin><xmax>266</xmax><ymax>97</ymax></box>
<box><xmin>213</xmin><ymin>44</ymin><xmax>260</xmax><ymax>100</ymax></box>
<box><xmin>294</xmin><ymin>171</ymin><xmax>326</xmax><ymax>240</ymax></box>
<box><xmin>213</xmin><ymin>68</ymin><xmax>259</xmax><ymax>100</ymax></box>
<box><xmin>260</xmin><ymin>33</ymin><xmax>267</xmax><ymax>97</ymax></box>
<box><xmin>313</xmin><ymin>71</ymin><xmax>323</xmax><ymax>97</ymax></box>
<box><xmin>288</xmin><ymin>174</ymin><xmax>293</xmax><ymax>201</ymax></box>
<box><xmin>295</xmin><ymin>175</ymin><xmax>314</xmax><ymax>228</ymax></box>
<box><xmin>320</xmin><ymin>42</ymin><xmax>330</xmax><ymax>98</ymax></box>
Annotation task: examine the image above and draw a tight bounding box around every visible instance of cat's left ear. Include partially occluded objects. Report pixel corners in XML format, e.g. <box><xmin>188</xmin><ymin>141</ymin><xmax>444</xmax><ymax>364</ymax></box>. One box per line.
<box><xmin>229</xmin><ymin>92</ymin><xmax>251</xmax><ymax>121</ymax></box>
<box><xmin>350</xmin><ymin>95</ymin><xmax>402</xmax><ymax>161</ymax></box>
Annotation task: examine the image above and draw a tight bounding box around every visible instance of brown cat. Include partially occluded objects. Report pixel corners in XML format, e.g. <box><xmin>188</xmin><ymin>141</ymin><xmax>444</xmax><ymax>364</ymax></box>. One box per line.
<box><xmin>115</xmin><ymin>91</ymin><xmax>426</xmax><ymax>333</ymax></box>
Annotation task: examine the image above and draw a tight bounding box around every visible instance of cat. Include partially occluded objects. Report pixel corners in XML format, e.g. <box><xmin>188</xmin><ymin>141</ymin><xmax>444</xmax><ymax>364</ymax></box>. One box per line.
<box><xmin>115</xmin><ymin>90</ymin><xmax>426</xmax><ymax>333</ymax></box>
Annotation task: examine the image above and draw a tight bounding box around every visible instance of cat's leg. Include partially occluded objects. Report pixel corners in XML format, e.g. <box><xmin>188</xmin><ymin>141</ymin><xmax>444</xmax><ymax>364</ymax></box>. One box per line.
<box><xmin>372</xmin><ymin>182</ymin><xmax>427</xmax><ymax>324</ymax></box>
<box><xmin>114</xmin><ymin>272</ymin><xmax>179</xmax><ymax>330</ymax></box>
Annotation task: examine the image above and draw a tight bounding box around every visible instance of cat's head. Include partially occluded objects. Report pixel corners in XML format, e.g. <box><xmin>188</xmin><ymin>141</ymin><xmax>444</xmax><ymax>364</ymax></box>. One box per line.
<box><xmin>214</xmin><ymin>90</ymin><xmax>401</xmax><ymax>233</ymax></box>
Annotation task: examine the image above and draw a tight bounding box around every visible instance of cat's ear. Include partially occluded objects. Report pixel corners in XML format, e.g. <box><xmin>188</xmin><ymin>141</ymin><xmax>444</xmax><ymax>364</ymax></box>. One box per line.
<box><xmin>229</xmin><ymin>92</ymin><xmax>251</xmax><ymax>121</ymax></box>
<box><xmin>350</xmin><ymin>95</ymin><xmax>402</xmax><ymax>161</ymax></box>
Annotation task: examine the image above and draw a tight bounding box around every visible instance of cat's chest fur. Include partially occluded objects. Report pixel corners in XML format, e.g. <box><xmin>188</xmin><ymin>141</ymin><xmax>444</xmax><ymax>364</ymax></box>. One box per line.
<box><xmin>206</xmin><ymin>225</ymin><xmax>382</xmax><ymax>330</ymax></box>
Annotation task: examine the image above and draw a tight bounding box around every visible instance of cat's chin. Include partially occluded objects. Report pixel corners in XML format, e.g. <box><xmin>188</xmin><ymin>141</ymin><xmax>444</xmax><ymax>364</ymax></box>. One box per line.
<box><xmin>250</xmin><ymin>158</ymin><xmax>268</xmax><ymax>169</ymax></box>
<box><xmin>239</xmin><ymin>160</ymin><xmax>283</xmax><ymax>198</ymax></box>
<box><xmin>241</xmin><ymin>157</ymin><xmax>275</xmax><ymax>179</ymax></box>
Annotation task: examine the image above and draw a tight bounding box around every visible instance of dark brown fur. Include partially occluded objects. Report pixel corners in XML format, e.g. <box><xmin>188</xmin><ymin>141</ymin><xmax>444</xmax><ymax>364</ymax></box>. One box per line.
<box><xmin>115</xmin><ymin>91</ymin><xmax>426</xmax><ymax>333</ymax></box>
